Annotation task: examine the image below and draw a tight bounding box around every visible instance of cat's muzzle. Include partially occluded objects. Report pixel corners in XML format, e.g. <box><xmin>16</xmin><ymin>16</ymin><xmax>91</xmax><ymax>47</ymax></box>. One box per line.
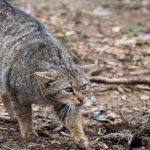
<box><xmin>76</xmin><ymin>101</ymin><xmax>84</xmax><ymax>107</ymax></box>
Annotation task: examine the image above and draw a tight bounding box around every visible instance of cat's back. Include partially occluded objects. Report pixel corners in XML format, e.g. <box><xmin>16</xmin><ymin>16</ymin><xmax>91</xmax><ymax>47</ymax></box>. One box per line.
<box><xmin>0</xmin><ymin>0</ymin><xmax>51</xmax><ymax>70</ymax></box>
<box><xmin>0</xmin><ymin>0</ymin><xmax>50</xmax><ymax>92</ymax></box>
<box><xmin>0</xmin><ymin>0</ymin><xmax>47</xmax><ymax>45</ymax></box>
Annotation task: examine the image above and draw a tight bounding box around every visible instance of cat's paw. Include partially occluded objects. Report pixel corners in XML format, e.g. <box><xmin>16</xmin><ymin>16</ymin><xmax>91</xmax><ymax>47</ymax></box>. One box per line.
<box><xmin>73</xmin><ymin>136</ymin><xmax>89</xmax><ymax>150</ymax></box>
<box><xmin>21</xmin><ymin>130</ymin><xmax>38</xmax><ymax>140</ymax></box>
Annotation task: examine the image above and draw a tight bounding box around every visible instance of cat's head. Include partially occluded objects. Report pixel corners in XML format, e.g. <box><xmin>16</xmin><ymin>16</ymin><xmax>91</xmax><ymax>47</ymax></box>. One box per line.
<box><xmin>34</xmin><ymin>64</ymin><xmax>96</xmax><ymax>107</ymax></box>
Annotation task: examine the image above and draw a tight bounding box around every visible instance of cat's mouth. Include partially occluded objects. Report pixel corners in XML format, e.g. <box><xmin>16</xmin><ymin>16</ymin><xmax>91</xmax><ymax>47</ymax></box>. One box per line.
<box><xmin>75</xmin><ymin>101</ymin><xmax>84</xmax><ymax>107</ymax></box>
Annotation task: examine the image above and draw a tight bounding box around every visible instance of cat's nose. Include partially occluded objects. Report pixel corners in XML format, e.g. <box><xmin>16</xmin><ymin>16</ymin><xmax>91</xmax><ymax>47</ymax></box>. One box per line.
<box><xmin>78</xmin><ymin>97</ymin><xmax>84</xmax><ymax>103</ymax></box>
<box><xmin>78</xmin><ymin>95</ymin><xmax>84</xmax><ymax>104</ymax></box>
<box><xmin>74</xmin><ymin>92</ymin><xmax>85</xmax><ymax>105</ymax></box>
<box><xmin>76</xmin><ymin>97</ymin><xmax>84</xmax><ymax>106</ymax></box>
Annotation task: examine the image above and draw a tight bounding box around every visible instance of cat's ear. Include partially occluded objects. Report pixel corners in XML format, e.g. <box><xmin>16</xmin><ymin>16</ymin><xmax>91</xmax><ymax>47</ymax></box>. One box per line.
<box><xmin>80</xmin><ymin>64</ymin><xmax>97</xmax><ymax>74</ymax></box>
<box><xmin>34</xmin><ymin>71</ymin><xmax>59</xmax><ymax>84</ymax></box>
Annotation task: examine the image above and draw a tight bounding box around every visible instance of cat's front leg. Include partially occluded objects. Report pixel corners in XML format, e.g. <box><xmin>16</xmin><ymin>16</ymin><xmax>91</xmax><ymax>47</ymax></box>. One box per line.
<box><xmin>13</xmin><ymin>103</ymin><xmax>38</xmax><ymax>139</ymax></box>
<box><xmin>65</xmin><ymin>108</ymin><xmax>88</xmax><ymax>149</ymax></box>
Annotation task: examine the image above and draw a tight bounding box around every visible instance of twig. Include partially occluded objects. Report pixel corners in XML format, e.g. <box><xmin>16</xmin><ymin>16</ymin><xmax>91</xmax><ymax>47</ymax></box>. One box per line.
<box><xmin>0</xmin><ymin>116</ymin><xmax>11</xmax><ymax>122</ymax></box>
<box><xmin>1</xmin><ymin>144</ymin><xmax>12</xmax><ymax>150</ymax></box>
<box><xmin>90</xmin><ymin>75</ymin><xmax>150</xmax><ymax>85</ymax></box>
<box><xmin>119</xmin><ymin>110</ymin><xmax>130</xmax><ymax>125</ymax></box>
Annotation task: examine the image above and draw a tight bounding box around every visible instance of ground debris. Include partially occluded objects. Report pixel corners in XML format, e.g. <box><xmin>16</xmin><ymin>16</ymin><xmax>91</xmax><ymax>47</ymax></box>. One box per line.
<box><xmin>102</xmin><ymin>132</ymin><xmax>132</xmax><ymax>143</ymax></box>
<box><xmin>0</xmin><ymin>0</ymin><xmax>149</xmax><ymax>149</ymax></box>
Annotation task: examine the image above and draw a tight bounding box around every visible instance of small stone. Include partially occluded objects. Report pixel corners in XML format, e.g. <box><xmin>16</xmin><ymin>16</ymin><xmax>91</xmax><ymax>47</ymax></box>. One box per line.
<box><xmin>92</xmin><ymin>7</ymin><xmax>112</xmax><ymax>16</ymax></box>
<box><xmin>121</xmin><ymin>95</ymin><xmax>127</xmax><ymax>101</ymax></box>
<box><xmin>91</xmin><ymin>107</ymin><xmax>98</xmax><ymax>112</ymax></box>
<box><xmin>65</xmin><ymin>31</ymin><xmax>76</xmax><ymax>36</ymax></box>
<box><xmin>112</xmin><ymin>26</ymin><xmax>121</xmax><ymax>33</ymax></box>
<box><xmin>140</xmin><ymin>95</ymin><xmax>149</xmax><ymax>101</ymax></box>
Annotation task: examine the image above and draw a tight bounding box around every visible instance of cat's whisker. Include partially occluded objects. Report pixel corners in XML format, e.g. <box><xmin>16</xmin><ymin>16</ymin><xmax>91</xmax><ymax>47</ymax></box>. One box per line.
<box><xmin>60</xmin><ymin>104</ymin><xmax>68</xmax><ymax>122</ymax></box>
<box><xmin>70</xmin><ymin>104</ymin><xmax>74</xmax><ymax>120</ymax></box>
<box><xmin>70</xmin><ymin>104</ymin><xmax>74</xmax><ymax>117</ymax></box>
<box><xmin>68</xmin><ymin>104</ymin><xmax>74</xmax><ymax>121</ymax></box>
<box><xmin>72</xmin><ymin>104</ymin><xmax>76</xmax><ymax>120</ymax></box>
<box><xmin>57</xmin><ymin>104</ymin><xmax>67</xmax><ymax>120</ymax></box>
<box><xmin>66</xmin><ymin>104</ymin><xmax>72</xmax><ymax>127</ymax></box>
<box><xmin>64</xmin><ymin>104</ymin><xmax>70</xmax><ymax>124</ymax></box>
<box><xmin>55</xmin><ymin>101</ymin><xmax>64</xmax><ymax>106</ymax></box>
<box><xmin>65</xmin><ymin>105</ymin><xmax>69</xmax><ymax>127</ymax></box>
<box><xmin>55</xmin><ymin>104</ymin><xmax>63</xmax><ymax>119</ymax></box>
<box><xmin>55</xmin><ymin>102</ymin><xmax>65</xmax><ymax>117</ymax></box>
<box><xmin>56</xmin><ymin>103</ymin><xmax>64</xmax><ymax>110</ymax></box>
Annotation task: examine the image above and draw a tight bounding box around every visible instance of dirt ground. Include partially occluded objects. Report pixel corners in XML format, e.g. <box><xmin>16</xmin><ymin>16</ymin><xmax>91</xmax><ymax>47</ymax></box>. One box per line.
<box><xmin>0</xmin><ymin>0</ymin><xmax>150</xmax><ymax>150</ymax></box>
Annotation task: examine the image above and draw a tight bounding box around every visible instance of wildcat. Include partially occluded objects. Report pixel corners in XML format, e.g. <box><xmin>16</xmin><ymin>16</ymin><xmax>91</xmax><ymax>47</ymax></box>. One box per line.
<box><xmin>0</xmin><ymin>0</ymin><xmax>95</xmax><ymax>149</ymax></box>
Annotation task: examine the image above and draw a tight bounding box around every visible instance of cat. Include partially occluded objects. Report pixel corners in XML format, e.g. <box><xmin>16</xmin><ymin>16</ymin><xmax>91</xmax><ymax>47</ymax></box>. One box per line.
<box><xmin>0</xmin><ymin>0</ymin><xmax>95</xmax><ymax>149</ymax></box>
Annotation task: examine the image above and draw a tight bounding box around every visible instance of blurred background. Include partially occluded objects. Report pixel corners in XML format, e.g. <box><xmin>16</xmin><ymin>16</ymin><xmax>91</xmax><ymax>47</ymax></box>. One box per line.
<box><xmin>0</xmin><ymin>0</ymin><xmax>150</xmax><ymax>149</ymax></box>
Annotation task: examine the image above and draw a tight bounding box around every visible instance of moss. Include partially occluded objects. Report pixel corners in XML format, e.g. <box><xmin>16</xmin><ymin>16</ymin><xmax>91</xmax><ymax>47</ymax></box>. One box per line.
<box><xmin>98</xmin><ymin>0</ymin><xmax>124</xmax><ymax>9</ymax></box>
<box><xmin>96</xmin><ymin>0</ymin><xmax>142</xmax><ymax>10</ymax></box>
<box><xmin>120</xmin><ymin>23</ymin><xmax>148</xmax><ymax>36</ymax></box>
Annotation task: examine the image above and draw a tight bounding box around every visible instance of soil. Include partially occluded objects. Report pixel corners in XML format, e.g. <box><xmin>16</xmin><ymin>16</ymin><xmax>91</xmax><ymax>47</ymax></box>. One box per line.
<box><xmin>0</xmin><ymin>0</ymin><xmax>150</xmax><ymax>150</ymax></box>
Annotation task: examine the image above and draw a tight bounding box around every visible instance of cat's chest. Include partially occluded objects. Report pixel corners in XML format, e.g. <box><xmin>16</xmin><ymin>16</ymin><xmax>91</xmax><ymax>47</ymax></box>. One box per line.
<box><xmin>31</xmin><ymin>94</ymin><xmax>52</xmax><ymax>107</ymax></box>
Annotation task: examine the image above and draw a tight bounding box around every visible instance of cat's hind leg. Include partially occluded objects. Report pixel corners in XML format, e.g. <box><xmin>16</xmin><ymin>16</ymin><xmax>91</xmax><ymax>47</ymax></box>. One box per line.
<box><xmin>14</xmin><ymin>103</ymin><xmax>38</xmax><ymax>139</ymax></box>
<box><xmin>1</xmin><ymin>94</ymin><xmax>17</xmax><ymax>122</ymax></box>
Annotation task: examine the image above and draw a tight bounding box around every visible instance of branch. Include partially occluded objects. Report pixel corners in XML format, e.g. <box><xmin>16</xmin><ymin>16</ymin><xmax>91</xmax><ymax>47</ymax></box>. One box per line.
<box><xmin>90</xmin><ymin>75</ymin><xmax>150</xmax><ymax>85</ymax></box>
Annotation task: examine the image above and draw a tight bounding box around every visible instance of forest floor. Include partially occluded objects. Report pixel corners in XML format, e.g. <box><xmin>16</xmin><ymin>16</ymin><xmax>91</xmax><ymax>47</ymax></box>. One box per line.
<box><xmin>0</xmin><ymin>0</ymin><xmax>150</xmax><ymax>149</ymax></box>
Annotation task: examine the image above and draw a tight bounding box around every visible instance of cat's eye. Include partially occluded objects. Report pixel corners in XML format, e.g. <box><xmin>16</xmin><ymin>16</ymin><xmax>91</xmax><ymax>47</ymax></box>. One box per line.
<box><xmin>81</xmin><ymin>84</ymin><xmax>88</xmax><ymax>91</ymax></box>
<box><xmin>64</xmin><ymin>87</ymin><xmax>73</xmax><ymax>93</ymax></box>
